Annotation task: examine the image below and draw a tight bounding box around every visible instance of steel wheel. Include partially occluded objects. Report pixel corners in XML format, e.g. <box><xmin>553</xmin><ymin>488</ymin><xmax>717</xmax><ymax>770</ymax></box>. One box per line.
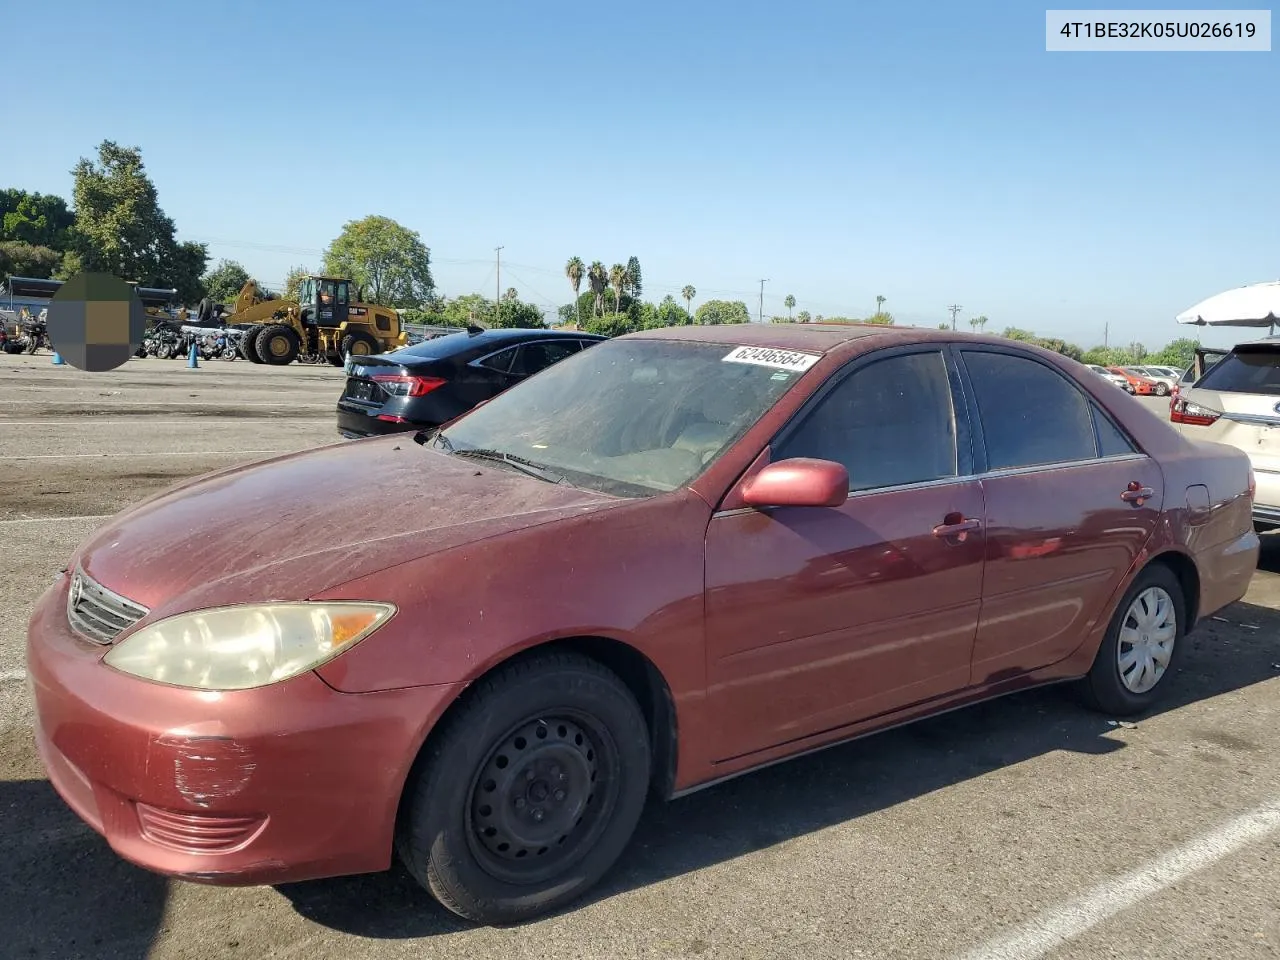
<box><xmin>466</xmin><ymin>714</ymin><xmax>618</xmax><ymax>885</ymax></box>
<box><xmin>1116</xmin><ymin>586</ymin><xmax>1176</xmax><ymax>694</ymax></box>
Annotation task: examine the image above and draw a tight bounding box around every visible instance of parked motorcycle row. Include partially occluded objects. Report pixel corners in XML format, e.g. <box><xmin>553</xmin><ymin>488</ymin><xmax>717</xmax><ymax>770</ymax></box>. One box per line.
<box><xmin>137</xmin><ymin>323</ymin><xmax>241</xmax><ymax>361</ymax></box>
<box><xmin>0</xmin><ymin>314</ymin><xmax>51</xmax><ymax>354</ymax></box>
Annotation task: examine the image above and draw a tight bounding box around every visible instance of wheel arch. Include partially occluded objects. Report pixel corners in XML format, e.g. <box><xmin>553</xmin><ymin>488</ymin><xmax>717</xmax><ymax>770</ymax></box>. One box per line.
<box><xmin>1144</xmin><ymin>548</ymin><xmax>1202</xmax><ymax>627</ymax></box>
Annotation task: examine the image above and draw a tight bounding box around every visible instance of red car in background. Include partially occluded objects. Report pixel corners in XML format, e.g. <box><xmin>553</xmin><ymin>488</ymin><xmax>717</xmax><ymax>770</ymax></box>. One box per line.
<box><xmin>1107</xmin><ymin>365</ymin><xmax>1158</xmax><ymax>395</ymax></box>
<box><xmin>27</xmin><ymin>324</ymin><xmax>1259</xmax><ymax>925</ymax></box>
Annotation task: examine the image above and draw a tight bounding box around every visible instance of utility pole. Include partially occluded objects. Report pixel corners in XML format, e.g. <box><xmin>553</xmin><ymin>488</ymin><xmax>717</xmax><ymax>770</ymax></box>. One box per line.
<box><xmin>948</xmin><ymin>304</ymin><xmax>962</xmax><ymax>330</ymax></box>
<box><xmin>1104</xmin><ymin>322</ymin><xmax>1109</xmax><ymax>348</ymax></box>
<box><xmin>494</xmin><ymin>246</ymin><xmax>503</xmax><ymax>325</ymax></box>
<box><xmin>759</xmin><ymin>279</ymin><xmax>769</xmax><ymax>323</ymax></box>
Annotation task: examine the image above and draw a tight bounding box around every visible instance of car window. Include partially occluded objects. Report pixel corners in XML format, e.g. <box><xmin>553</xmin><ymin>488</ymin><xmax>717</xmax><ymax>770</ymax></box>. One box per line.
<box><xmin>1194</xmin><ymin>349</ymin><xmax>1280</xmax><ymax>396</ymax></box>
<box><xmin>774</xmin><ymin>350</ymin><xmax>957</xmax><ymax>492</ymax></box>
<box><xmin>1094</xmin><ymin>407</ymin><xmax>1136</xmax><ymax>457</ymax></box>
<box><xmin>477</xmin><ymin>346</ymin><xmax>518</xmax><ymax>374</ymax></box>
<box><xmin>962</xmin><ymin>350</ymin><xmax>1096</xmax><ymax>470</ymax></box>
<box><xmin>510</xmin><ymin>340</ymin><xmax>580</xmax><ymax>377</ymax></box>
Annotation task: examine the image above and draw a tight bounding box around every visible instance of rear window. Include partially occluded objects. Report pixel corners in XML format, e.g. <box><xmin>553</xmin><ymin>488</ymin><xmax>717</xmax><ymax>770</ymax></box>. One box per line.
<box><xmin>1195</xmin><ymin>349</ymin><xmax>1280</xmax><ymax>396</ymax></box>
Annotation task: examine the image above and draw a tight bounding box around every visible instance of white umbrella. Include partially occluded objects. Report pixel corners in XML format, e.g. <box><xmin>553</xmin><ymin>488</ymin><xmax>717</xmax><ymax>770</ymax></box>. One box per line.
<box><xmin>1176</xmin><ymin>281</ymin><xmax>1280</xmax><ymax>327</ymax></box>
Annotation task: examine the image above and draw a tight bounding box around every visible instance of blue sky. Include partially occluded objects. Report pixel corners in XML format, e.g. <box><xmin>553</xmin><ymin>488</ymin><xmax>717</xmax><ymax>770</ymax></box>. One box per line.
<box><xmin>11</xmin><ymin>0</ymin><xmax>1277</xmax><ymax>349</ymax></box>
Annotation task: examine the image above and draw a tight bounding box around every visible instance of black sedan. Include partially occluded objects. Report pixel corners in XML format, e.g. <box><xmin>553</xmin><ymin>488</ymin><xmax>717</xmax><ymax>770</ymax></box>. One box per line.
<box><xmin>337</xmin><ymin>327</ymin><xmax>607</xmax><ymax>438</ymax></box>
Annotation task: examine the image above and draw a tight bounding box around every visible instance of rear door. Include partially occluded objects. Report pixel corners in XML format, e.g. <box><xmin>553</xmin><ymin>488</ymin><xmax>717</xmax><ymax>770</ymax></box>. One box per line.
<box><xmin>956</xmin><ymin>347</ymin><xmax>1163</xmax><ymax>682</ymax></box>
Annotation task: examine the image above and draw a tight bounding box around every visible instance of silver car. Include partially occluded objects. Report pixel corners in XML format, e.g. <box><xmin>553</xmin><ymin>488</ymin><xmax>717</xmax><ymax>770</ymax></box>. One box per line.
<box><xmin>1086</xmin><ymin>363</ymin><xmax>1130</xmax><ymax>389</ymax></box>
<box><xmin>1171</xmin><ymin>337</ymin><xmax>1280</xmax><ymax>529</ymax></box>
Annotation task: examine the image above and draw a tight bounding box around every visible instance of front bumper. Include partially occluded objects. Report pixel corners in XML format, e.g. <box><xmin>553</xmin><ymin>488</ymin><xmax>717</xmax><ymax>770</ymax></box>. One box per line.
<box><xmin>26</xmin><ymin>574</ymin><xmax>463</xmax><ymax>885</ymax></box>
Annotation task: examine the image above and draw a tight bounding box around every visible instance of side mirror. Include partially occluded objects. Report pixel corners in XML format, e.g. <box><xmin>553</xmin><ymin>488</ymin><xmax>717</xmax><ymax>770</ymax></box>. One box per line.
<box><xmin>740</xmin><ymin>458</ymin><xmax>849</xmax><ymax>509</ymax></box>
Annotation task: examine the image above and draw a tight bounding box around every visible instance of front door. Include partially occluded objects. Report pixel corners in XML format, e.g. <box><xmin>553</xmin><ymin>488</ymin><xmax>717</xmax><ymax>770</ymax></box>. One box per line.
<box><xmin>704</xmin><ymin>347</ymin><xmax>986</xmax><ymax>761</ymax></box>
<box><xmin>955</xmin><ymin>347</ymin><xmax>1164</xmax><ymax>681</ymax></box>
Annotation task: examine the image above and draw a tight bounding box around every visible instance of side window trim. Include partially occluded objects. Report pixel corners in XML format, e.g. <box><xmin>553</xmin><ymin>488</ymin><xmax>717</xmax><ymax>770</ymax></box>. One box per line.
<box><xmin>766</xmin><ymin>344</ymin><xmax>975</xmax><ymax>491</ymax></box>
<box><xmin>471</xmin><ymin>345</ymin><xmax>518</xmax><ymax>373</ymax></box>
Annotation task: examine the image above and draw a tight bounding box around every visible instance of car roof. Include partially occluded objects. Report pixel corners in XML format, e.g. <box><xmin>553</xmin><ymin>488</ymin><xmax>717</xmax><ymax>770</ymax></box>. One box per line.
<box><xmin>619</xmin><ymin>322</ymin><xmax>1015</xmax><ymax>355</ymax></box>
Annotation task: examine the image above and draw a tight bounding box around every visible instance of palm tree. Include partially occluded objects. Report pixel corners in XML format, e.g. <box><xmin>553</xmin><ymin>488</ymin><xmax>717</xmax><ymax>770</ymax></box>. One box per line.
<box><xmin>587</xmin><ymin>261</ymin><xmax>608</xmax><ymax>317</ymax></box>
<box><xmin>970</xmin><ymin>314</ymin><xmax>988</xmax><ymax>332</ymax></box>
<box><xmin>565</xmin><ymin>257</ymin><xmax>585</xmax><ymax>325</ymax></box>
<box><xmin>504</xmin><ymin>287</ymin><xmax>518</xmax><ymax>301</ymax></box>
<box><xmin>608</xmin><ymin>263</ymin><xmax>629</xmax><ymax>313</ymax></box>
<box><xmin>681</xmin><ymin>284</ymin><xmax>696</xmax><ymax>319</ymax></box>
<box><xmin>876</xmin><ymin>295</ymin><xmax>886</xmax><ymax>316</ymax></box>
<box><xmin>784</xmin><ymin>294</ymin><xmax>796</xmax><ymax>319</ymax></box>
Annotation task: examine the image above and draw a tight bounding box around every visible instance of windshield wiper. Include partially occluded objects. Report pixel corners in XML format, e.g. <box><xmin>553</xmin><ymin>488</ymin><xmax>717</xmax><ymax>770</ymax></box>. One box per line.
<box><xmin>449</xmin><ymin>447</ymin><xmax>566</xmax><ymax>484</ymax></box>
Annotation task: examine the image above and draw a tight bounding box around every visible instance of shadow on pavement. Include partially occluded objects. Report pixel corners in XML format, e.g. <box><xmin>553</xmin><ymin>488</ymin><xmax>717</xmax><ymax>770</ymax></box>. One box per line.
<box><xmin>277</xmin><ymin>598</ymin><xmax>1280</xmax><ymax>938</ymax></box>
<box><xmin>0</xmin><ymin>769</ymin><xmax>169</xmax><ymax>959</ymax></box>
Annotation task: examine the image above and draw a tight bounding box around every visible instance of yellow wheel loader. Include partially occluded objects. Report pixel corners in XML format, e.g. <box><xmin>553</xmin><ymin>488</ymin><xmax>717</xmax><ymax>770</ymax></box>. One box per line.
<box><xmin>220</xmin><ymin>276</ymin><xmax>407</xmax><ymax>366</ymax></box>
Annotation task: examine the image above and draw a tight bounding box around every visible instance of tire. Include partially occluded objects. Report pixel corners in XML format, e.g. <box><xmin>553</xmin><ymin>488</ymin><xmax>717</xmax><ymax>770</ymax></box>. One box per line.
<box><xmin>1155</xmin><ymin>383</ymin><xmax>1169</xmax><ymax>397</ymax></box>
<box><xmin>258</xmin><ymin>324</ymin><xmax>300</xmax><ymax>365</ymax></box>
<box><xmin>340</xmin><ymin>331</ymin><xmax>379</xmax><ymax>359</ymax></box>
<box><xmin>397</xmin><ymin>651</ymin><xmax>651</xmax><ymax>925</ymax></box>
<box><xmin>196</xmin><ymin>298</ymin><xmax>213</xmax><ymax>325</ymax></box>
<box><xmin>1076</xmin><ymin>563</ymin><xmax>1186</xmax><ymax>716</ymax></box>
<box><xmin>240</xmin><ymin>328</ymin><xmax>266</xmax><ymax>363</ymax></box>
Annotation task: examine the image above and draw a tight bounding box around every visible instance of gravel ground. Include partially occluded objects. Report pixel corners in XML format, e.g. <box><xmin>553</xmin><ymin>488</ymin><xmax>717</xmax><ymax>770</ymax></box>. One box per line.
<box><xmin>2</xmin><ymin>353</ymin><xmax>1279</xmax><ymax>960</ymax></box>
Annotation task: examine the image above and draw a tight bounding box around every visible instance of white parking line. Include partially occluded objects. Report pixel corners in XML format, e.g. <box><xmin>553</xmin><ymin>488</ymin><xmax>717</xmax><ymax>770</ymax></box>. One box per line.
<box><xmin>0</xmin><ymin>515</ymin><xmax>113</xmax><ymax>524</ymax></box>
<box><xmin>956</xmin><ymin>798</ymin><xmax>1280</xmax><ymax>960</ymax></box>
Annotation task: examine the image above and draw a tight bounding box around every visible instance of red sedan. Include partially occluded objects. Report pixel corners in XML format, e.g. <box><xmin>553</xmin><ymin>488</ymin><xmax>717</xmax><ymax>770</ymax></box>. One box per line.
<box><xmin>27</xmin><ymin>324</ymin><xmax>1258</xmax><ymax>925</ymax></box>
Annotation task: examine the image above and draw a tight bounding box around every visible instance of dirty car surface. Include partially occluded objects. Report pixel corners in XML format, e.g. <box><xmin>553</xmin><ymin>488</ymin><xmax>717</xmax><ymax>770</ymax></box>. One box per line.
<box><xmin>27</xmin><ymin>324</ymin><xmax>1259</xmax><ymax>926</ymax></box>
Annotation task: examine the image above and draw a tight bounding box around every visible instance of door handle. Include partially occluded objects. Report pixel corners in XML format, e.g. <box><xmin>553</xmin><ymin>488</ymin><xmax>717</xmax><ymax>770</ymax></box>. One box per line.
<box><xmin>1121</xmin><ymin>484</ymin><xmax>1154</xmax><ymax>503</ymax></box>
<box><xmin>933</xmin><ymin>517</ymin><xmax>981</xmax><ymax>539</ymax></box>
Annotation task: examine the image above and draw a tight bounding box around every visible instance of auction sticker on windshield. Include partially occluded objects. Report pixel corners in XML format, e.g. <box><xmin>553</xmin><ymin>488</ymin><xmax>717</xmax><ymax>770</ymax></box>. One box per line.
<box><xmin>722</xmin><ymin>345</ymin><xmax>820</xmax><ymax>371</ymax></box>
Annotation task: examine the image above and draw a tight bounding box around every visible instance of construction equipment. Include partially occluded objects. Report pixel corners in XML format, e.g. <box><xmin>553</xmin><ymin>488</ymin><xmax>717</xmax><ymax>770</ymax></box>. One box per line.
<box><xmin>219</xmin><ymin>276</ymin><xmax>407</xmax><ymax>366</ymax></box>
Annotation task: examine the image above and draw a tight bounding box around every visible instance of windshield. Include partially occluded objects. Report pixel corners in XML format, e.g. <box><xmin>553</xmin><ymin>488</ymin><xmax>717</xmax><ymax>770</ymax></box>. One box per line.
<box><xmin>1195</xmin><ymin>348</ymin><xmax>1280</xmax><ymax>396</ymax></box>
<box><xmin>435</xmin><ymin>339</ymin><xmax>813</xmax><ymax>497</ymax></box>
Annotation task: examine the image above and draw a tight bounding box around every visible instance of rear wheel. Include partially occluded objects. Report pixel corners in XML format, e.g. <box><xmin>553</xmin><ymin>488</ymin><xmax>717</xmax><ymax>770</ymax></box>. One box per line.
<box><xmin>1155</xmin><ymin>382</ymin><xmax>1169</xmax><ymax>396</ymax></box>
<box><xmin>1076</xmin><ymin>564</ymin><xmax>1186</xmax><ymax>716</ymax></box>
<box><xmin>397</xmin><ymin>651</ymin><xmax>651</xmax><ymax>925</ymax></box>
<box><xmin>240</xmin><ymin>328</ymin><xmax>266</xmax><ymax>363</ymax></box>
<box><xmin>258</xmin><ymin>324</ymin><xmax>301</xmax><ymax>365</ymax></box>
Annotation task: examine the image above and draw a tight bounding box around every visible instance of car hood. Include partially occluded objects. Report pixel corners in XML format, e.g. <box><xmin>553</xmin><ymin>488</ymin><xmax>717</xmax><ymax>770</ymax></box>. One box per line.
<box><xmin>73</xmin><ymin>436</ymin><xmax>618</xmax><ymax>617</ymax></box>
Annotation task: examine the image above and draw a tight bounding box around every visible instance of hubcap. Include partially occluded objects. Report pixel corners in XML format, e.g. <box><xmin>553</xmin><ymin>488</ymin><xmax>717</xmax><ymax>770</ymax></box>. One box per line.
<box><xmin>468</xmin><ymin>717</ymin><xmax>607</xmax><ymax>882</ymax></box>
<box><xmin>1117</xmin><ymin>586</ymin><xmax>1176</xmax><ymax>694</ymax></box>
<box><xmin>269</xmin><ymin>336</ymin><xmax>289</xmax><ymax>356</ymax></box>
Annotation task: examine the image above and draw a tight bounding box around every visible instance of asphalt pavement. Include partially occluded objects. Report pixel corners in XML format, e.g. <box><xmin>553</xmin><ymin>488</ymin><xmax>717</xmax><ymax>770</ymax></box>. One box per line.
<box><xmin>2</xmin><ymin>354</ymin><xmax>1278</xmax><ymax>960</ymax></box>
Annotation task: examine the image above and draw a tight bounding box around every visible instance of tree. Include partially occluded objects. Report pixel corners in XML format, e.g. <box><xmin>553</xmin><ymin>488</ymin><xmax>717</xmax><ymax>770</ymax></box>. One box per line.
<box><xmin>202</xmin><ymin>259</ymin><xmax>251</xmax><ymax>303</ymax></box>
<box><xmin>0</xmin><ymin>190</ymin><xmax>74</xmax><ymax>250</ymax></box>
<box><xmin>1150</xmin><ymin>337</ymin><xmax>1199</xmax><ymax>368</ymax></box>
<box><xmin>0</xmin><ymin>241</ymin><xmax>62</xmax><ymax>279</ymax></box>
<box><xmin>654</xmin><ymin>294</ymin><xmax>691</xmax><ymax>327</ymax></box>
<box><xmin>1082</xmin><ymin>346</ymin><xmax>1130</xmax><ymax>366</ymax></box>
<box><xmin>582</xmin><ymin>311</ymin><xmax>638</xmax><ymax>337</ymax></box>
<box><xmin>588</xmin><ymin>261</ymin><xmax>608</xmax><ymax>316</ymax></box>
<box><xmin>322</xmin><ymin>214</ymin><xmax>434</xmax><ymax>308</ymax></box>
<box><xmin>876</xmin><ymin>295</ymin><xmax>886</xmax><ymax>316</ymax></box>
<box><xmin>565</xmin><ymin>256</ymin><xmax>585</xmax><ymax>325</ymax></box>
<box><xmin>864</xmin><ymin>312</ymin><xmax>894</xmax><ymax>325</ymax></box>
<box><xmin>608</xmin><ymin>263</ymin><xmax>629</xmax><ymax>313</ymax></box>
<box><xmin>492</xmin><ymin>298</ymin><xmax>546</xmax><ymax>329</ymax></box>
<box><xmin>284</xmin><ymin>265</ymin><xmax>312</xmax><ymax>302</ymax></box>
<box><xmin>797</xmin><ymin>310</ymin><xmax>812</xmax><ymax>324</ymax></box>
<box><xmin>67</xmin><ymin>140</ymin><xmax>208</xmax><ymax>299</ymax></box>
<box><xmin>970</xmin><ymin>315</ymin><xmax>988</xmax><ymax>332</ymax></box>
<box><xmin>938</xmin><ymin>322</ymin><xmax>951</xmax><ymax>330</ymax></box>
<box><xmin>575</xmin><ymin>289</ymin><xmax>638</xmax><ymax>324</ymax></box>
<box><xmin>694</xmin><ymin>299</ymin><xmax>751</xmax><ymax>325</ymax></box>
<box><xmin>784</xmin><ymin>294</ymin><xmax>796</xmax><ymax>319</ymax></box>
<box><xmin>626</xmin><ymin>256</ymin><xmax>643</xmax><ymax>299</ymax></box>
<box><xmin>681</xmin><ymin>284</ymin><xmax>696</xmax><ymax>317</ymax></box>
<box><xmin>504</xmin><ymin>287</ymin><xmax>519</xmax><ymax>301</ymax></box>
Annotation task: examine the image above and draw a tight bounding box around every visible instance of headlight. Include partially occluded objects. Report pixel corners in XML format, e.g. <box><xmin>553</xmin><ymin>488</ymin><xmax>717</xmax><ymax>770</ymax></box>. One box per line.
<box><xmin>102</xmin><ymin>602</ymin><xmax>396</xmax><ymax>691</ymax></box>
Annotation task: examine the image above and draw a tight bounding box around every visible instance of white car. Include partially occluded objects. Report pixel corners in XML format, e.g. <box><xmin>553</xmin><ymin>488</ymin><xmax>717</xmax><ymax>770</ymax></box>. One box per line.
<box><xmin>1134</xmin><ymin>365</ymin><xmax>1178</xmax><ymax>396</ymax></box>
<box><xmin>1171</xmin><ymin>337</ymin><xmax>1280</xmax><ymax>529</ymax></box>
<box><xmin>1086</xmin><ymin>363</ymin><xmax>1130</xmax><ymax>389</ymax></box>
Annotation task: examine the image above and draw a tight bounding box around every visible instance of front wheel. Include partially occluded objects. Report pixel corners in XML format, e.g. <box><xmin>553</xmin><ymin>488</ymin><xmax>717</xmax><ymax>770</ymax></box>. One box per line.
<box><xmin>1155</xmin><ymin>382</ymin><xmax>1169</xmax><ymax>397</ymax></box>
<box><xmin>397</xmin><ymin>651</ymin><xmax>651</xmax><ymax>925</ymax></box>
<box><xmin>1076</xmin><ymin>564</ymin><xmax>1186</xmax><ymax>716</ymax></box>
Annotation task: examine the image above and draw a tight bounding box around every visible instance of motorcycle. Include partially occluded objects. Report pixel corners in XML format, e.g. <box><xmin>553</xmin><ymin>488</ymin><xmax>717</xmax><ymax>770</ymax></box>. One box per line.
<box><xmin>2</xmin><ymin>315</ymin><xmax>51</xmax><ymax>354</ymax></box>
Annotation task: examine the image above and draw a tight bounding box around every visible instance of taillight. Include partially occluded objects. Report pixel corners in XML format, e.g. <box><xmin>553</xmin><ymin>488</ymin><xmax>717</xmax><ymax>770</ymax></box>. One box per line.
<box><xmin>372</xmin><ymin>374</ymin><xmax>446</xmax><ymax>397</ymax></box>
<box><xmin>1169</xmin><ymin>397</ymin><xmax>1221</xmax><ymax>426</ymax></box>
